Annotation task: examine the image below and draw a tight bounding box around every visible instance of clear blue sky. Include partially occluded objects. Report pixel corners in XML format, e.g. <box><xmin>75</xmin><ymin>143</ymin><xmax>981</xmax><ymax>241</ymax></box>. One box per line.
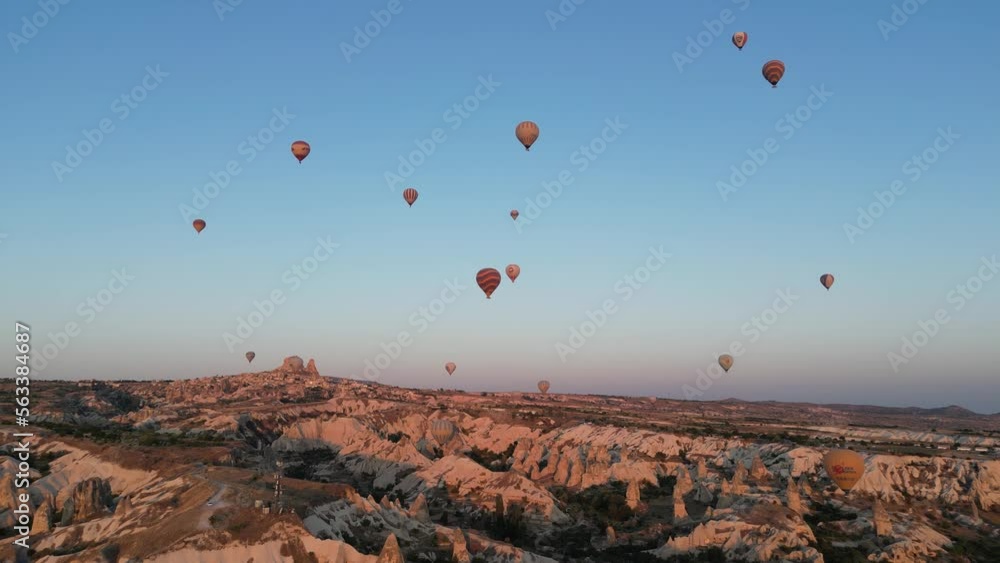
<box><xmin>3</xmin><ymin>1</ymin><xmax>999</xmax><ymax>413</ymax></box>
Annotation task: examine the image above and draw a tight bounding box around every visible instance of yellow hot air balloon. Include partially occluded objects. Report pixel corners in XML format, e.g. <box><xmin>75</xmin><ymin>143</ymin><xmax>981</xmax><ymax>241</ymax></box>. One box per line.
<box><xmin>430</xmin><ymin>419</ymin><xmax>456</xmax><ymax>445</ymax></box>
<box><xmin>718</xmin><ymin>355</ymin><xmax>734</xmax><ymax>372</ymax></box>
<box><xmin>537</xmin><ymin>380</ymin><xmax>550</xmax><ymax>394</ymax></box>
<box><xmin>445</xmin><ymin>362</ymin><xmax>456</xmax><ymax>375</ymax></box>
<box><xmin>823</xmin><ymin>449</ymin><xmax>866</xmax><ymax>492</ymax></box>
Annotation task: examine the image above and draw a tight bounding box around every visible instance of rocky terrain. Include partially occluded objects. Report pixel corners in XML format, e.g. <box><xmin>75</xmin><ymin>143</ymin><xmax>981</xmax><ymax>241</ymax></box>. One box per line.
<box><xmin>1</xmin><ymin>357</ymin><xmax>998</xmax><ymax>562</ymax></box>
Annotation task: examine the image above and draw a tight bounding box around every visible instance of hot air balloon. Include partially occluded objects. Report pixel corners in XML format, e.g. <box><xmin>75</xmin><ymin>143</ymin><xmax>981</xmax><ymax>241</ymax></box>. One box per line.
<box><xmin>403</xmin><ymin>187</ymin><xmax>418</xmax><ymax>207</ymax></box>
<box><xmin>506</xmin><ymin>264</ymin><xmax>520</xmax><ymax>283</ymax></box>
<box><xmin>193</xmin><ymin>219</ymin><xmax>206</xmax><ymax>234</ymax></box>
<box><xmin>823</xmin><ymin>449</ymin><xmax>866</xmax><ymax>492</ymax></box>
<box><xmin>291</xmin><ymin>140</ymin><xmax>310</xmax><ymax>163</ymax></box>
<box><xmin>510</xmin><ymin>210</ymin><xmax>519</xmax><ymax>220</ymax></box>
<box><xmin>476</xmin><ymin>268</ymin><xmax>501</xmax><ymax>299</ymax></box>
<box><xmin>445</xmin><ymin>362</ymin><xmax>456</xmax><ymax>375</ymax></box>
<box><xmin>820</xmin><ymin>274</ymin><xmax>835</xmax><ymax>291</ymax></box>
<box><xmin>537</xmin><ymin>380</ymin><xmax>550</xmax><ymax>394</ymax></box>
<box><xmin>762</xmin><ymin>60</ymin><xmax>785</xmax><ymax>88</ymax></box>
<box><xmin>246</xmin><ymin>352</ymin><xmax>255</xmax><ymax>363</ymax></box>
<box><xmin>719</xmin><ymin>355</ymin><xmax>734</xmax><ymax>372</ymax></box>
<box><xmin>430</xmin><ymin>419</ymin><xmax>456</xmax><ymax>445</ymax></box>
<box><xmin>515</xmin><ymin>121</ymin><xmax>539</xmax><ymax>151</ymax></box>
<box><xmin>732</xmin><ymin>31</ymin><xmax>748</xmax><ymax>50</ymax></box>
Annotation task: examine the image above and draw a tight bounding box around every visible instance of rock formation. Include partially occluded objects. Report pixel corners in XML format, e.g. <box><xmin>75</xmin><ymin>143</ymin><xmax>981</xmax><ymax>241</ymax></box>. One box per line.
<box><xmin>376</xmin><ymin>533</ymin><xmax>405</xmax><ymax>563</ymax></box>
<box><xmin>451</xmin><ymin>528</ymin><xmax>471</xmax><ymax>563</ymax></box>
<box><xmin>971</xmin><ymin>499</ymin><xmax>980</xmax><ymax>522</ymax></box>
<box><xmin>697</xmin><ymin>457</ymin><xmax>708</xmax><ymax>480</ymax></box>
<box><xmin>408</xmin><ymin>493</ymin><xmax>430</xmax><ymax>523</ymax></box>
<box><xmin>673</xmin><ymin>492</ymin><xmax>688</xmax><ymax>522</ymax></box>
<box><xmin>279</xmin><ymin>356</ymin><xmax>306</xmax><ymax>373</ymax></box>
<box><xmin>67</xmin><ymin>478</ymin><xmax>114</xmax><ymax>522</ymax></box>
<box><xmin>30</xmin><ymin>498</ymin><xmax>52</xmax><ymax>535</ymax></box>
<box><xmin>626</xmin><ymin>479</ymin><xmax>641</xmax><ymax>510</ymax></box>
<box><xmin>750</xmin><ymin>454</ymin><xmax>772</xmax><ymax>481</ymax></box>
<box><xmin>606</xmin><ymin>525</ymin><xmax>617</xmax><ymax>544</ymax></box>
<box><xmin>0</xmin><ymin>474</ymin><xmax>17</xmax><ymax>511</ymax></box>
<box><xmin>306</xmin><ymin>358</ymin><xmax>319</xmax><ymax>376</ymax></box>
<box><xmin>873</xmin><ymin>498</ymin><xmax>892</xmax><ymax>537</ymax></box>
<box><xmin>692</xmin><ymin>481</ymin><xmax>714</xmax><ymax>504</ymax></box>
<box><xmin>734</xmin><ymin>460</ymin><xmax>749</xmax><ymax>484</ymax></box>
<box><xmin>675</xmin><ymin>466</ymin><xmax>694</xmax><ymax>497</ymax></box>
<box><xmin>786</xmin><ymin>478</ymin><xmax>803</xmax><ymax>514</ymax></box>
<box><xmin>732</xmin><ymin>467</ymin><xmax>748</xmax><ymax>494</ymax></box>
<box><xmin>115</xmin><ymin>495</ymin><xmax>133</xmax><ymax>516</ymax></box>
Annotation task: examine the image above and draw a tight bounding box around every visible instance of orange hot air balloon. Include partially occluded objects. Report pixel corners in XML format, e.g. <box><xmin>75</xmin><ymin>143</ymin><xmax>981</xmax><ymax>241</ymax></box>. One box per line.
<box><xmin>193</xmin><ymin>219</ymin><xmax>206</xmax><ymax>234</ymax></box>
<box><xmin>732</xmin><ymin>31</ymin><xmax>748</xmax><ymax>50</ymax></box>
<box><xmin>823</xmin><ymin>449</ymin><xmax>866</xmax><ymax>492</ymax></box>
<box><xmin>515</xmin><ymin>121</ymin><xmax>539</xmax><ymax>151</ymax></box>
<box><xmin>820</xmin><ymin>274</ymin><xmax>835</xmax><ymax>291</ymax></box>
<box><xmin>506</xmin><ymin>264</ymin><xmax>520</xmax><ymax>283</ymax></box>
<box><xmin>403</xmin><ymin>188</ymin><xmax>418</xmax><ymax>207</ymax></box>
<box><xmin>291</xmin><ymin>140</ymin><xmax>310</xmax><ymax>163</ymax></box>
<box><xmin>510</xmin><ymin>210</ymin><xmax>519</xmax><ymax>220</ymax></box>
<box><xmin>718</xmin><ymin>355</ymin><xmax>734</xmax><ymax>372</ymax></box>
<box><xmin>762</xmin><ymin>60</ymin><xmax>785</xmax><ymax>88</ymax></box>
<box><xmin>537</xmin><ymin>380</ymin><xmax>550</xmax><ymax>394</ymax></box>
<box><xmin>246</xmin><ymin>351</ymin><xmax>255</xmax><ymax>363</ymax></box>
<box><xmin>476</xmin><ymin>268</ymin><xmax>501</xmax><ymax>299</ymax></box>
<box><xmin>445</xmin><ymin>362</ymin><xmax>456</xmax><ymax>375</ymax></box>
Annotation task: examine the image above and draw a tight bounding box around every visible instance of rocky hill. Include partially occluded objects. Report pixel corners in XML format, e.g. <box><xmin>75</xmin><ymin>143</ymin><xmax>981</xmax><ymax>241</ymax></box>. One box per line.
<box><xmin>1</xmin><ymin>359</ymin><xmax>998</xmax><ymax>561</ymax></box>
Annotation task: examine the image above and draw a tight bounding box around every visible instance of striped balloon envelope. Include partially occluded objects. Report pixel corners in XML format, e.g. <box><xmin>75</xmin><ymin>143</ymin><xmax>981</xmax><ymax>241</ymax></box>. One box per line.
<box><xmin>430</xmin><ymin>419</ymin><xmax>456</xmax><ymax>445</ymax></box>
<box><xmin>476</xmin><ymin>268</ymin><xmax>501</xmax><ymax>298</ymax></box>
<box><xmin>537</xmin><ymin>380</ymin><xmax>550</xmax><ymax>394</ymax></box>
<box><xmin>762</xmin><ymin>60</ymin><xmax>785</xmax><ymax>88</ymax></box>
<box><xmin>820</xmin><ymin>273</ymin><xmax>835</xmax><ymax>290</ymax></box>
<box><xmin>515</xmin><ymin>121</ymin><xmax>539</xmax><ymax>151</ymax></box>
<box><xmin>403</xmin><ymin>188</ymin><xmax>418</xmax><ymax>207</ymax></box>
